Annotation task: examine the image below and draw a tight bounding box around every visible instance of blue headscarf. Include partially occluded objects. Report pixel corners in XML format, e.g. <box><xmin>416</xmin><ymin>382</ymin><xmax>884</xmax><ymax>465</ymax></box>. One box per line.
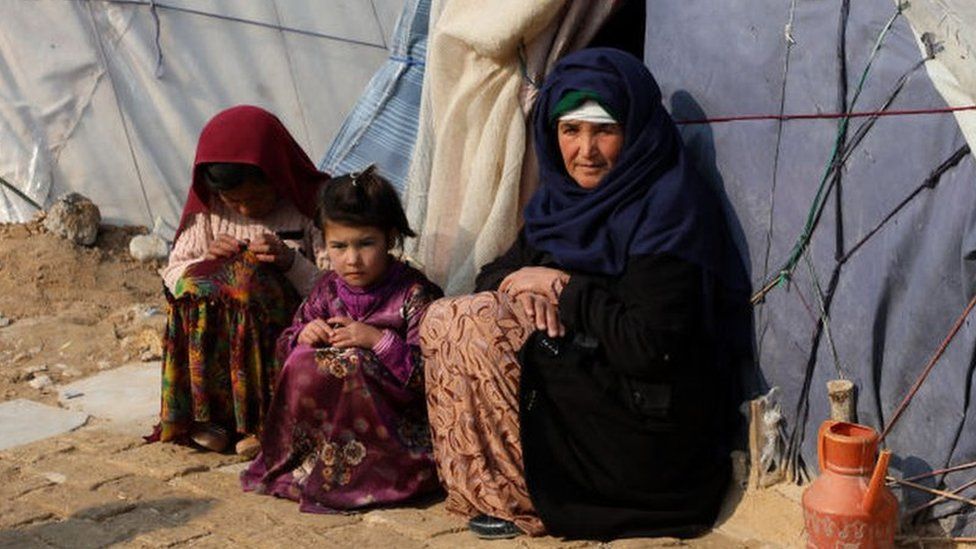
<box><xmin>524</xmin><ymin>48</ymin><xmax>746</xmax><ymax>292</ymax></box>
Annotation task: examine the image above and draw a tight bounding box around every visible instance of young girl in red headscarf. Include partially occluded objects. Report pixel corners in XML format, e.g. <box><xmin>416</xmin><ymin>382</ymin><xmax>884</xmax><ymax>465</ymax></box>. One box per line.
<box><xmin>156</xmin><ymin>105</ymin><xmax>330</xmax><ymax>456</ymax></box>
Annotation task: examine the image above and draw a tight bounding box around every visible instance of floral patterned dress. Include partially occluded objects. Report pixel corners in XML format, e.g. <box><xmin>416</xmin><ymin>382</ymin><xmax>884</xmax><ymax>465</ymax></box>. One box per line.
<box><xmin>159</xmin><ymin>251</ymin><xmax>300</xmax><ymax>442</ymax></box>
<box><xmin>241</xmin><ymin>260</ymin><xmax>443</xmax><ymax>512</ymax></box>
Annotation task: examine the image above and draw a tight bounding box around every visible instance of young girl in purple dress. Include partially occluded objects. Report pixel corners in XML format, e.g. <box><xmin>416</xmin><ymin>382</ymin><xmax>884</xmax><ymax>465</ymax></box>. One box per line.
<box><xmin>241</xmin><ymin>167</ymin><xmax>443</xmax><ymax>512</ymax></box>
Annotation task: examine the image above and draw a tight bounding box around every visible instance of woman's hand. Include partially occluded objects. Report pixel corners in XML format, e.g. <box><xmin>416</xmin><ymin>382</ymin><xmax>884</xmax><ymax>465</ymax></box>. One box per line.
<box><xmin>326</xmin><ymin>316</ymin><xmax>383</xmax><ymax>349</ymax></box>
<box><xmin>514</xmin><ymin>292</ymin><xmax>565</xmax><ymax>338</ymax></box>
<box><xmin>499</xmin><ymin>267</ymin><xmax>570</xmax><ymax>303</ymax></box>
<box><xmin>297</xmin><ymin>318</ymin><xmax>335</xmax><ymax>346</ymax></box>
<box><xmin>205</xmin><ymin>233</ymin><xmax>245</xmax><ymax>260</ymax></box>
<box><xmin>249</xmin><ymin>233</ymin><xmax>296</xmax><ymax>271</ymax></box>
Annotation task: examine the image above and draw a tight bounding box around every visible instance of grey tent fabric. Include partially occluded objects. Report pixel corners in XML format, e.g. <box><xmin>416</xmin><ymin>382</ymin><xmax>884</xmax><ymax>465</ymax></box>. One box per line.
<box><xmin>319</xmin><ymin>0</ymin><xmax>430</xmax><ymax>193</ymax></box>
<box><xmin>644</xmin><ymin>1</ymin><xmax>976</xmax><ymax>532</ymax></box>
<box><xmin>0</xmin><ymin>1</ymin><xmax>402</xmax><ymax>237</ymax></box>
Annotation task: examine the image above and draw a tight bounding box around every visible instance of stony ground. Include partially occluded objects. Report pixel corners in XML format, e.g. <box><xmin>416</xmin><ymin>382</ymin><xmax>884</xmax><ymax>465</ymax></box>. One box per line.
<box><xmin>0</xmin><ymin>421</ymin><xmax>813</xmax><ymax>548</ymax></box>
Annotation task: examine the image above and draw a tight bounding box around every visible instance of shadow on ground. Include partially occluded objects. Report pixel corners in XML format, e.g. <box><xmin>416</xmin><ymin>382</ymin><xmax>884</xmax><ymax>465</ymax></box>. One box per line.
<box><xmin>0</xmin><ymin>496</ymin><xmax>215</xmax><ymax>548</ymax></box>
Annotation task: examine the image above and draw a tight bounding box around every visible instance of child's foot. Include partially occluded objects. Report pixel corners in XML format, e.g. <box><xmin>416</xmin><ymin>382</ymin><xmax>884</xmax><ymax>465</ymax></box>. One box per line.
<box><xmin>189</xmin><ymin>423</ymin><xmax>229</xmax><ymax>452</ymax></box>
<box><xmin>235</xmin><ymin>435</ymin><xmax>260</xmax><ymax>459</ymax></box>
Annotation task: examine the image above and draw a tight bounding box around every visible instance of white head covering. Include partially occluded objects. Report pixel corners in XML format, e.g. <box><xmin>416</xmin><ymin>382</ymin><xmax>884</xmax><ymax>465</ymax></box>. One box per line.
<box><xmin>557</xmin><ymin>99</ymin><xmax>617</xmax><ymax>124</ymax></box>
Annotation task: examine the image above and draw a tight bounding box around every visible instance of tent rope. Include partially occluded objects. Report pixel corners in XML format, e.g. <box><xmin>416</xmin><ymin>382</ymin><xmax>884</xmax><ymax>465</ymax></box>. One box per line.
<box><xmin>270</xmin><ymin>0</ymin><xmax>312</xmax><ymax>150</ymax></box>
<box><xmin>0</xmin><ymin>175</ymin><xmax>43</xmax><ymax>211</ymax></box>
<box><xmin>104</xmin><ymin>0</ymin><xmax>387</xmax><ymax>51</ymax></box>
<box><xmin>781</xmin><ymin>4</ymin><xmax>907</xmax><ymax>478</ymax></box>
<box><xmin>84</xmin><ymin>2</ymin><xmax>155</xmax><ymax>227</ymax></box>
<box><xmin>751</xmin><ymin>4</ymin><xmax>904</xmax><ymax>306</ymax></box>
<box><xmin>675</xmin><ymin>104</ymin><xmax>976</xmax><ymax>126</ymax></box>
<box><xmin>802</xmin><ymin>249</ymin><xmax>846</xmax><ymax>379</ymax></box>
<box><xmin>755</xmin><ymin>0</ymin><xmax>799</xmax><ymax>356</ymax></box>
<box><xmin>838</xmin><ymin>144</ymin><xmax>970</xmax><ymax>266</ymax></box>
<box><xmin>368</xmin><ymin>0</ymin><xmax>388</xmax><ymax>51</ymax></box>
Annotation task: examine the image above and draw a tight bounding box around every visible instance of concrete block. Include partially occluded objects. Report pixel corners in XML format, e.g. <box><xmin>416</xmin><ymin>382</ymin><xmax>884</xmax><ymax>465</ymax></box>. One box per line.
<box><xmin>0</xmin><ymin>399</ymin><xmax>88</xmax><ymax>451</ymax></box>
<box><xmin>58</xmin><ymin>362</ymin><xmax>160</xmax><ymax>436</ymax></box>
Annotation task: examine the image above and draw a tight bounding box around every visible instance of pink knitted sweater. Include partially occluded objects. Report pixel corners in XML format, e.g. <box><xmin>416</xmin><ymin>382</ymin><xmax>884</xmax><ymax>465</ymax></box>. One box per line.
<box><xmin>161</xmin><ymin>198</ymin><xmax>326</xmax><ymax>296</ymax></box>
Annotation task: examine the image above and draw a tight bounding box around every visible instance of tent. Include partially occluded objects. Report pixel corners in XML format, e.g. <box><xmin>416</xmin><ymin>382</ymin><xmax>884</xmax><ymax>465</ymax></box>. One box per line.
<box><xmin>641</xmin><ymin>0</ymin><xmax>976</xmax><ymax>534</ymax></box>
<box><xmin>0</xmin><ymin>0</ymin><xmax>404</xmax><ymax>238</ymax></box>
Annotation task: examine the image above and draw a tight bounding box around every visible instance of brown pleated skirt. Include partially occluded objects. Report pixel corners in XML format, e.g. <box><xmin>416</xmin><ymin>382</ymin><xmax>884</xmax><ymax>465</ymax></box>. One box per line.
<box><xmin>420</xmin><ymin>292</ymin><xmax>545</xmax><ymax>536</ymax></box>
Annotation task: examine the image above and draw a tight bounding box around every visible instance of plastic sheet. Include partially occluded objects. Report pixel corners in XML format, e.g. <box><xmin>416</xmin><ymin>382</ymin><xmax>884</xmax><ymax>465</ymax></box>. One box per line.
<box><xmin>0</xmin><ymin>0</ymin><xmax>402</xmax><ymax>238</ymax></box>
<box><xmin>645</xmin><ymin>0</ymin><xmax>976</xmax><ymax>532</ymax></box>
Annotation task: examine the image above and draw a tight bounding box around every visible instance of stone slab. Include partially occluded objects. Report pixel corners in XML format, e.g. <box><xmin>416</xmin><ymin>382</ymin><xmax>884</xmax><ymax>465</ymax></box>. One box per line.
<box><xmin>0</xmin><ymin>399</ymin><xmax>88</xmax><ymax>450</ymax></box>
<box><xmin>57</xmin><ymin>362</ymin><xmax>160</xmax><ymax>436</ymax></box>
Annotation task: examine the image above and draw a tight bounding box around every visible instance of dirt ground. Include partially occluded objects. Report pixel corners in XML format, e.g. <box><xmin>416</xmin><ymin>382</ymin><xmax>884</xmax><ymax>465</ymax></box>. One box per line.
<box><xmin>0</xmin><ymin>218</ymin><xmax>944</xmax><ymax>547</ymax></box>
<box><xmin>0</xmin><ymin>219</ymin><xmax>165</xmax><ymax>406</ymax></box>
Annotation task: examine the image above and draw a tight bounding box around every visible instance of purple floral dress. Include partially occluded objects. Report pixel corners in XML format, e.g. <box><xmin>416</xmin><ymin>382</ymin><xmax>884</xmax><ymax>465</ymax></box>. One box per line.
<box><xmin>241</xmin><ymin>260</ymin><xmax>443</xmax><ymax>512</ymax></box>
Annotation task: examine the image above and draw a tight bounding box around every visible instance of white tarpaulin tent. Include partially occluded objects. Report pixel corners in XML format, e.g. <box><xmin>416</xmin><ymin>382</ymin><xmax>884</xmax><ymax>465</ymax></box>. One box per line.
<box><xmin>0</xmin><ymin>0</ymin><xmax>404</xmax><ymax>238</ymax></box>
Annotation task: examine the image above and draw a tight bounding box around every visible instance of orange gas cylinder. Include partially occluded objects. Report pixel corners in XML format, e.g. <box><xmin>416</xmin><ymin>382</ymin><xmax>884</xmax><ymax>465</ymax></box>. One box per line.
<box><xmin>801</xmin><ymin>421</ymin><xmax>899</xmax><ymax>548</ymax></box>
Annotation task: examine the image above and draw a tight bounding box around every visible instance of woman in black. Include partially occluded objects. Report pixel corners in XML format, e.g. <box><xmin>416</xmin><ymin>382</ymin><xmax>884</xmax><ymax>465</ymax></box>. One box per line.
<box><xmin>420</xmin><ymin>48</ymin><xmax>750</xmax><ymax>541</ymax></box>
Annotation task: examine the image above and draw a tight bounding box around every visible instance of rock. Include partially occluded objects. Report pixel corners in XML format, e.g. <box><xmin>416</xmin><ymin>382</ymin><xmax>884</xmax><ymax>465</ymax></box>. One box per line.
<box><xmin>0</xmin><ymin>315</ymin><xmax>10</xmax><ymax>328</ymax></box>
<box><xmin>58</xmin><ymin>363</ymin><xmax>159</xmax><ymax>436</ymax></box>
<box><xmin>129</xmin><ymin>234</ymin><xmax>169</xmax><ymax>262</ymax></box>
<box><xmin>0</xmin><ymin>399</ymin><xmax>88</xmax><ymax>450</ymax></box>
<box><xmin>97</xmin><ymin>361</ymin><xmax>112</xmax><ymax>370</ymax></box>
<box><xmin>43</xmin><ymin>192</ymin><xmax>101</xmax><ymax>246</ymax></box>
<box><xmin>120</xmin><ymin>328</ymin><xmax>164</xmax><ymax>360</ymax></box>
<box><xmin>23</xmin><ymin>364</ymin><xmax>48</xmax><ymax>375</ymax></box>
<box><xmin>28</xmin><ymin>374</ymin><xmax>53</xmax><ymax>389</ymax></box>
<box><xmin>42</xmin><ymin>472</ymin><xmax>67</xmax><ymax>484</ymax></box>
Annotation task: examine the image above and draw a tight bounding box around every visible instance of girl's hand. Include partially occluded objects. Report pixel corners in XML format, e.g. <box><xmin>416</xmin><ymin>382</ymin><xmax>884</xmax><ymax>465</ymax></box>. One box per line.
<box><xmin>297</xmin><ymin>318</ymin><xmax>335</xmax><ymax>346</ymax></box>
<box><xmin>205</xmin><ymin>233</ymin><xmax>245</xmax><ymax>260</ymax></box>
<box><xmin>499</xmin><ymin>267</ymin><xmax>570</xmax><ymax>303</ymax></box>
<box><xmin>326</xmin><ymin>316</ymin><xmax>383</xmax><ymax>349</ymax></box>
<box><xmin>249</xmin><ymin>233</ymin><xmax>296</xmax><ymax>271</ymax></box>
<box><xmin>514</xmin><ymin>292</ymin><xmax>565</xmax><ymax>338</ymax></box>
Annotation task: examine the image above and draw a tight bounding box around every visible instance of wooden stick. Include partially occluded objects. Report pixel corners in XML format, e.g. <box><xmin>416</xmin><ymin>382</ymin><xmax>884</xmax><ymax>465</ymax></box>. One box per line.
<box><xmin>906</xmin><ymin>476</ymin><xmax>976</xmax><ymax>516</ymax></box>
<box><xmin>888</xmin><ymin>477</ymin><xmax>976</xmax><ymax>507</ymax></box>
<box><xmin>900</xmin><ymin>460</ymin><xmax>976</xmax><ymax>483</ymax></box>
<box><xmin>881</xmin><ymin>293</ymin><xmax>976</xmax><ymax>441</ymax></box>
<box><xmin>748</xmin><ymin>399</ymin><xmax>762</xmax><ymax>489</ymax></box>
<box><xmin>896</xmin><ymin>536</ymin><xmax>976</xmax><ymax>543</ymax></box>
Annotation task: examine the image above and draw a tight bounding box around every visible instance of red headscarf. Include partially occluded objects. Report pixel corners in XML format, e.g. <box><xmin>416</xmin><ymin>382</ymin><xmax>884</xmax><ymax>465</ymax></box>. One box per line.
<box><xmin>175</xmin><ymin>105</ymin><xmax>329</xmax><ymax>239</ymax></box>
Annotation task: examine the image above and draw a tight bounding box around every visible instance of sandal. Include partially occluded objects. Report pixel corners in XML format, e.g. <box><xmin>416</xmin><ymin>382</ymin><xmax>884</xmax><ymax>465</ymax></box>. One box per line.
<box><xmin>468</xmin><ymin>514</ymin><xmax>522</xmax><ymax>540</ymax></box>
<box><xmin>235</xmin><ymin>435</ymin><xmax>261</xmax><ymax>459</ymax></box>
<box><xmin>189</xmin><ymin>423</ymin><xmax>229</xmax><ymax>452</ymax></box>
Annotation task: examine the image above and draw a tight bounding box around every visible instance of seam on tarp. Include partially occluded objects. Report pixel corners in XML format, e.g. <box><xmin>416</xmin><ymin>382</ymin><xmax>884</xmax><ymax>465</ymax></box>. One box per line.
<box><xmin>104</xmin><ymin>0</ymin><xmax>387</xmax><ymax>51</ymax></box>
<box><xmin>270</xmin><ymin>0</ymin><xmax>311</xmax><ymax>150</ymax></box>
<box><xmin>368</xmin><ymin>0</ymin><xmax>388</xmax><ymax>51</ymax></box>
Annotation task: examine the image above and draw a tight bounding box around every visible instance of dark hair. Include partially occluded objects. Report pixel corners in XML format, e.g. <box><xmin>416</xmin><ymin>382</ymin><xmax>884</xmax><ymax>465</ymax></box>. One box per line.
<box><xmin>315</xmin><ymin>166</ymin><xmax>416</xmax><ymax>249</ymax></box>
<box><xmin>201</xmin><ymin>162</ymin><xmax>266</xmax><ymax>192</ymax></box>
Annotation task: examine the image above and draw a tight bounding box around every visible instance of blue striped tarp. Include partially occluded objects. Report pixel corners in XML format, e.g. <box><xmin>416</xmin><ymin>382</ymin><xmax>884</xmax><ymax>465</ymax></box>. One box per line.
<box><xmin>319</xmin><ymin>0</ymin><xmax>430</xmax><ymax>196</ymax></box>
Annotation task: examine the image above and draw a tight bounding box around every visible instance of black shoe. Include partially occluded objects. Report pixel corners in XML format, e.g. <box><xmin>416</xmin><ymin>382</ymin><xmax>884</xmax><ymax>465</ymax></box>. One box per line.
<box><xmin>467</xmin><ymin>514</ymin><xmax>522</xmax><ymax>540</ymax></box>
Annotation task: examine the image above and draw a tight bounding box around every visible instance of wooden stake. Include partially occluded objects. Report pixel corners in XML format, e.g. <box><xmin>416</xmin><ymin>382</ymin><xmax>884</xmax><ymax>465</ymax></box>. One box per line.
<box><xmin>748</xmin><ymin>399</ymin><xmax>763</xmax><ymax>489</ymax></box>
<box><xmin>827</xmin><ymin>379</ymin><xmax>855</xmax><ymax>422</ymax></box>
